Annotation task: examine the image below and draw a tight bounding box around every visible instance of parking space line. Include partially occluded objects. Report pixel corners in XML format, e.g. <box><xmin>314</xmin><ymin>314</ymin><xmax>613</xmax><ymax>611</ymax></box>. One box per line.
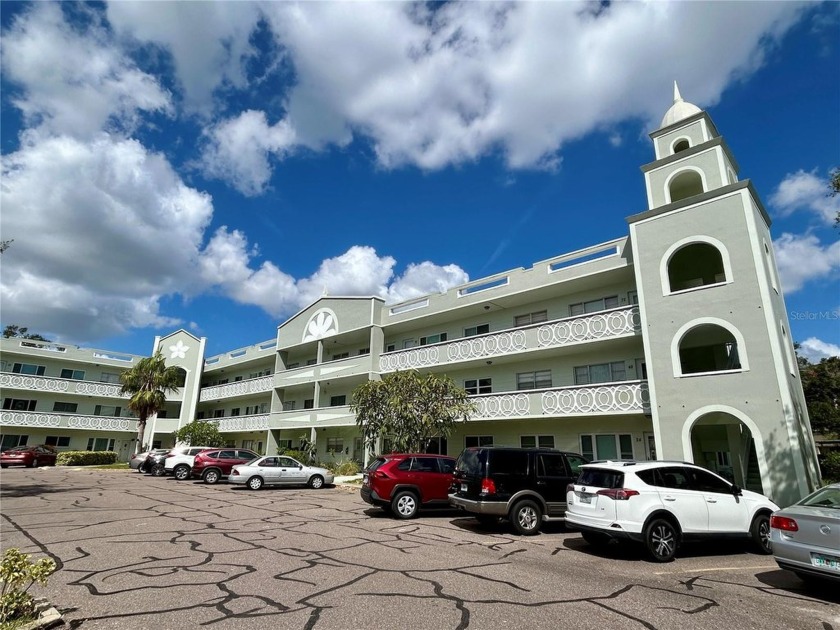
<box><xmin>655</xmin><ymin>565</ymin><xmax>777</xmax><ymax>575</ymax></box>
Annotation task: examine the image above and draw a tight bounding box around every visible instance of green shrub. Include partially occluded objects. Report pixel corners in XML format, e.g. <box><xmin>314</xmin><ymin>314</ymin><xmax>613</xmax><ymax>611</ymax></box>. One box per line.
<box><xmin>56</xmin><ymin>450</ymin><xmax>118</xmax><ymax>466</ymax></box>
<box><xmin>328</xmin><ymin>459</ymin><xmax>361</xmax><ymax>476</ymax></box>
<box><xmin>277</xmin><ymin>449</ymin><xmax>311</xmax><ymax>463</ymax></box>
<box><xmin>819</xmin><ymin>451</ymin><xmax>840</xmax><ymax>484</ymax></box>
<box><xmin>0</xmin><ymin>548</ymin><xmax>56</xmax><ymax>624</ymax></box>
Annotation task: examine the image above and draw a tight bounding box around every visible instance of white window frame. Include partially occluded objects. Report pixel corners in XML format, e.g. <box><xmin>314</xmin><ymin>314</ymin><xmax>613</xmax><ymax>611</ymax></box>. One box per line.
<box><xmin>569</xmin><ymin>295</ymin><xmax>620</xmax><ymax>316</ymax></box>
<box><xmin>516</xmin><ymin>370</ymin><xmax>552</xmax><ymax>390</ymax></box>
<box><xmin>464</xmin><ymin>378</ymin><xmax>492</xmax><ymax>395</ymax></box>
<box><xmin>465</xmin><ymin>435</ymin><xmax>494</xmax><ymax>448</ymax></box>
<box><xmin>579</xmin><ymin>433</ymin><xmax>634</xmax><ymax>461</ymax></box>
<box><xmin>514</xmin><ymin>311</ymin><xmax>548</xmax><ymax>327</ymax></box>
<box><xmin>520</xmin><ymin>435</ymin><xmax>555</xmax><ymax>449</ymax></box>
<box><xmin>574</xmin><ymin>361</ymin><xmax>627</xmax><ymax>385</ymax></box>
<box><xmin>464</xmin><ymin>324</ymin><xmax>490</xmax><ymax>337</ymax></box>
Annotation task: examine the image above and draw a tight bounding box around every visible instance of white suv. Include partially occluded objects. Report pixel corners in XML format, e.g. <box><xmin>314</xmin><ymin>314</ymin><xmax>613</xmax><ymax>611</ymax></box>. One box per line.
<box><xmin>566</xmin><ymin>461</ymin><xmax>779</xmax><ymax>562</ymax></box>
<box><xmin>163</xmin><ymin>446</ymin><xmax>212</xmax><ymax>480</ymax></box>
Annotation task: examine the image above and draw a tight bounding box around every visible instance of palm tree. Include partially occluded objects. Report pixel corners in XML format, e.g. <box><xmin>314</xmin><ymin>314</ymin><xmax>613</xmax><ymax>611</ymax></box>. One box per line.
<box><xmin>120</xmin><ymin>351</ymin><xmax>182</xmax><ymax>454</ymax></box>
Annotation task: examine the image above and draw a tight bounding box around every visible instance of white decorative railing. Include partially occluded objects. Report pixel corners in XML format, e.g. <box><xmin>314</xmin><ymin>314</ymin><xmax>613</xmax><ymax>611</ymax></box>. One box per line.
<box><xmin>214</xmin><ymin>414</ymin><xmax>270</xmax><ymax>432</ymax></box>
<box><xmin>541</xmin><ymin>381</ymin><xmax>649</xmax><ymax>415</ymax></box>
<box><xmin>470</xmin><ymin>381</ymin><xmax>649</xmax><ymax>420</ymax></box>
<box><xmin>0</xmin><ymin>373</ymin><xmax>128</xmax><ymax>397</ymax></box>
<box><xmin>537</xmin><ymin>307</ymin><xmax>640</xmax><ymax>347</ymax></box>
<box><xmin>200</xmin><ymin>376</ymin><xmax>273</xmax><ymax>401</ymax></box>
<box><xmin>379</xmin><ymin>306</ymin><xmax>640</xmax><ymax>372</ymax></box>
<box><xmin>0</xmin><ymin>411</ymin><xmax>136</xmax><ymax>432</ymax></box>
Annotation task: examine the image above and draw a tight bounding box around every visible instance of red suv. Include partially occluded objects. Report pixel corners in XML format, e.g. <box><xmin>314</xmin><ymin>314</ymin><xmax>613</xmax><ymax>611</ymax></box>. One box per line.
<box><xmin>361</xmin><ymin>453</ymin><xmax>456</xmax><ymax>519</ymax></box>
<box><xmin>191</xmin><ymin>449</ymin><xmax>259</xmax><ymax>484</ymax></box>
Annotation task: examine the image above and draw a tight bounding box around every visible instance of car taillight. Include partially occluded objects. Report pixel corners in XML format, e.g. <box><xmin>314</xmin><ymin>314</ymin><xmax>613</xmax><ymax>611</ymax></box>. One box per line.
<box><xmin>566</xmin><ymin>483</ymin><xmax>576</xmax><ymax>494</ymax></box>
<box><xmin>373</xmin><ymin>470</ymin><xmax>389</xmax><ymax>479</ymax></box>
<box><xmin>770</xmin><ymin>515</ymin><xmax>798</xmax><ymax>532</ymax></box>
<box><xmin>480</xmin><ymin>478</ymin><xmax>496</xmax><ymax>495</ymax></box>
<box><xmin>596</xmin><ymin>488</ymin><xmax>640</xmax><ymax>500</ymax></box>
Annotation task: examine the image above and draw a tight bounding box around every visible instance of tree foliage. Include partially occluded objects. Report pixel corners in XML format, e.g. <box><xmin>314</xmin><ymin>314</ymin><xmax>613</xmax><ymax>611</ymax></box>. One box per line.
<box><xmin>173</xmin><ymin>420</ymin><xmax>226</xmax><ymax>447</ymax></box>
<box><xmin>351</xmin><ymin>370</ymin><xmax>475</xmax><ymax>454</ymax></box>
<box><xmin>800</xmin><ymin>355</ymin><xmax>840</xmax><ymax>438</ymax></box>
<box><xmin>830</xmin><ymin>166</ymin><xmax>839</xmax><ymax>228</ymax></box>
<box><xmin>120</xmin><ymin>351</ymin><xmax>182</xmax><ymax>453</ymax></box>
<box><xmin>2</xmin><ymin>324</ymin><xmax>50</xmax><ymax>342</ymax></box>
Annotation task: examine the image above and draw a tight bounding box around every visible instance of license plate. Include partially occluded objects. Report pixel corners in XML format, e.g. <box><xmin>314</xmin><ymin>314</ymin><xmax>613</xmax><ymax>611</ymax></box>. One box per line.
<box><xmin>811</xmin><ymin>553</ymin><xmax>840</xmax><ymax>571</ymax></box>
<box><xmin>461</xmin><ymin>483</ymin><xmax>468</xmax><ymax>492</ymax></box>
<box><xmin>579</xmin><ymin>494</ymin><xmax>591</xmax><ymax>504</ymax></box>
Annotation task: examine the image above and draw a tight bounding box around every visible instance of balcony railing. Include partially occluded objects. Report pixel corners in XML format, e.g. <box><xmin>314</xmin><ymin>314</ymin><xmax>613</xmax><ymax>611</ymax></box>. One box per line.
<box><xmin>0</xmin><ymin>411</ymin><xmax>137</xmax><ymax>432</ymax></box>
<box><xmin>0</xmin><ymin>373</ymin><xmax>128</xmax><ymax>398</ymax></box>
<box><xmin>471</xmin><ymin>380</ymin><xmax>649</xmax><ymax>419</ymax></box>
<box><xmin>380</xmin><ymin>305</ymin><xmax>640</xmax><ymax>372</ymax></box>
<box><xmin>200</xmin><ymin>375</ymin><xmax>273</xmax><ymax>402</ymax></box>
<box><xmin>212</xmin><ymin>414</ymin><xmax>270</xmax><ymax>432</ymax></box>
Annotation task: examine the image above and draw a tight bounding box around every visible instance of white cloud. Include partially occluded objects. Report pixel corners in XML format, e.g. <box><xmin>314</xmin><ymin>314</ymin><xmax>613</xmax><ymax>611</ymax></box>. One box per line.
<box><xmin>1</xmin><ymin>2</ymin><xmax>172</xmax><ymax>139</ymax></box>
<box><xmin>200</xmin><ymin>111</ymin><xmax>297</xmax><ymax>197</ymax></box>
<box><xmin>769</xmin><ymin>169</ymin><xmax>840</xmax><ymax>225</ymax></box>
<box><xmin>387</xmin><ymin>262</ymin><xmax>470</xmax><ymax>303</ymax></box>
<box><xmin>773</xmin><ymin>233</ymin><xmax>840</xmax><ymax>293</ymax></box>
<box><xmin>798</xmin><ymin>337</ymin><xmax>840</xmax><ymax>363</ymax></box>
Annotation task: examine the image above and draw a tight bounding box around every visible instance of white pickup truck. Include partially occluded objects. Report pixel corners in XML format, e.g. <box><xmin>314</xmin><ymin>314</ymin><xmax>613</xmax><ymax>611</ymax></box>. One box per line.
<box><xmin>163</xmin><ymin>446</ymin><xmax>212</xmax><ymax>480</ymax></box>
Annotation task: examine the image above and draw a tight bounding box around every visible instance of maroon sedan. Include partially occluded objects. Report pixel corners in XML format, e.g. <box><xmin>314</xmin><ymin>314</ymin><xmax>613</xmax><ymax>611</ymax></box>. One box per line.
<box><xmin>0</xmin><ymin>445</ymin><xmax>58</xmax><ymax>468</ymax></box>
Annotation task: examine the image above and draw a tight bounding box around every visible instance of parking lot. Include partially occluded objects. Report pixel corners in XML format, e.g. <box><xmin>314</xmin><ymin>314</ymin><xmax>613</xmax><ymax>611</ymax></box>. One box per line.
<box><xmin>1</xmin><ymin>467</ymin><xmax>838</xmax><ymax>630</ymax></box>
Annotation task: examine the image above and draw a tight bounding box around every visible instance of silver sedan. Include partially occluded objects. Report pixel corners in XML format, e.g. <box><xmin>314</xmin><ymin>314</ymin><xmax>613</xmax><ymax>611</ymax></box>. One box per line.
<box><xmin>229</xmin><ymin>456</ymin><xmax>335</xmax><ymax>491</ymax></box>
<box><xmin>770</xmin><ymin>483</ymin><xmax>840</xmax><ymax>584</ymax></box>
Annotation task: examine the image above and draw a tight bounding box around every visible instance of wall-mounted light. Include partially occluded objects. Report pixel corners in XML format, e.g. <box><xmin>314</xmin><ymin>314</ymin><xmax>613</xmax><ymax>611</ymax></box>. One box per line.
<box><xmin>486</xmin><ymin>361</ymin><xmax>493</xmax><ymax>365</ymax></box>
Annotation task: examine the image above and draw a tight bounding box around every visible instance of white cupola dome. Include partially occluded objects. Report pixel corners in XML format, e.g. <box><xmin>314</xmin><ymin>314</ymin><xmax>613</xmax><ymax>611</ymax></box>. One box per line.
<box><xmin>660</xmin><ymin>82</ymin><xmax>701</xmax><ymax>128</ymax></box>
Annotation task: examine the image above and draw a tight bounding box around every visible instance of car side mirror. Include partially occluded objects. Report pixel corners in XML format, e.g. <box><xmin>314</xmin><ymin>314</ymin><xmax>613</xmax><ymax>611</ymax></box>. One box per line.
<box><xmin>731</xmin><ymin>484</ymin><xmax>742</xmax><ymax>497</ymax></box>
<box><xmin>298</xmin><ymin>464</ymin><xmax>303</xmax><ymax>469</ymax></box>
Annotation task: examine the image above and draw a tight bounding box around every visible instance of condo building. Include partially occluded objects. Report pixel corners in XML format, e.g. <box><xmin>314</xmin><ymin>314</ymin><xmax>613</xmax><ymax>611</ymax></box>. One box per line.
<box><xmin>0</xmin><ymin>87</ymin><xmax>820</xmax><ymax>507</ymax></box>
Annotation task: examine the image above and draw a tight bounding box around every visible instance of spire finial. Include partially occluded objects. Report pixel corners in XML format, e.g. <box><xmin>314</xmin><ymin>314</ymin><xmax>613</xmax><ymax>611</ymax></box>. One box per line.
<box><xmin>673</xmin><ymin>81</ymin><xmax>683</xmax><ymax>103</ymax></box>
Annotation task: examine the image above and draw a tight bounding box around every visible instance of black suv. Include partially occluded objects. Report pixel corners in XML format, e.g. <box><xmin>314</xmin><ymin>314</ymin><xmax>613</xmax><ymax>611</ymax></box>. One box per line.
<box><xmin>449</xmin><ymin>447</ymin><xmax>588</xmax><ymax>535</ymax></box>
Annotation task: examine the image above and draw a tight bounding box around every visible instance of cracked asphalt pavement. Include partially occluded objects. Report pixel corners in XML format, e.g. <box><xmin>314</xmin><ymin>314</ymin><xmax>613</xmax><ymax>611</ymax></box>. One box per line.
<box><xmin>1</xmin><ymin>467</ymin><xmax>838</xmax><ymax>629</ymax></box>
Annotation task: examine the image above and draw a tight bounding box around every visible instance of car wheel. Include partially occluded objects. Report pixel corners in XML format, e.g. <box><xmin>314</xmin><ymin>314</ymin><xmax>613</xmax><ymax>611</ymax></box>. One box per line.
<box><xmin>644</xmin><ymin>518</ymin><xmax>678</xmax><ymax>562</ymax></box>
<box><xmin>750</xmin><ymin>513</ymin><xmax>772</xmax><ymax>555</ymax></box>
<box><xmin>510</xmin><ymin>499</ymin><xmax>542</xmax><ymax>536</ymax></box>
<box><xmin>173</xmin><ymin>465</ymin><xmax>190</xmax><ymax>481</ymax></box>
<box><xmin>391</xmin><ymin>490</ymin><xmax>419</xmax><ymax>519</ymax></box>
<box><xmin>247</xmin><ymin>476</ymin><xmax>264</xmax><ymax>491</ymax></box>
<box><xmin>1</xmin><ymin>464</ymin><xmax>8</xmax><ymax>469</ymax></box>
<box><xmin>581</xmin><ymin>531</ymin><xmax>611</xmax><ymax>547</ymax></box>
<box><xmin>203</xmin><ymin>469</ymin><xmax>221</xmax><ymax>484</ymax></box>
<box><xmin>308</xmin><ymin>475</ymin><xmax>324</xmax><ymax>489</ymax></box>
<box><xmin>150</xmin><ymin>463</ymin><xmax>166</xmax><ymax>477</ymax></box>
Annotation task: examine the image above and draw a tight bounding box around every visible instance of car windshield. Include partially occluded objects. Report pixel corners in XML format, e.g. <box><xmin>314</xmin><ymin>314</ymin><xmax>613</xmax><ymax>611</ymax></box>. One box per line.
<box><xmin>799</xmin><ymin>486</ymin><xmax>840</xmax><ymax>509</ymax></box>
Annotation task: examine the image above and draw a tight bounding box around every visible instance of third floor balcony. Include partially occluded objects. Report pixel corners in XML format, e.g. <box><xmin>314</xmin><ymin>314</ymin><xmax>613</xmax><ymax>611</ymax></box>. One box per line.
<box><xmin>199</xmin><ymin>375</ymin><xmax>274</xmax><ymax>402</ymax></box>
<box><xmin>379</xmin><ymin>305</ymin><xmax>641</xmax><ymax>372</ymax></box>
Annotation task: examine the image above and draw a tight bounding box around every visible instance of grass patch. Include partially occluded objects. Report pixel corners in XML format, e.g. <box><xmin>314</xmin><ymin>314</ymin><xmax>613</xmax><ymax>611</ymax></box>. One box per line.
<box><xmin>91</xmin><ymin>463</ymin><xmax>130</xmax><ymax>470</ymax></box>
<box><xmin>0</xmin><ymin>614</ymin><xmax>38</xmax><ymax>629</ymax></box>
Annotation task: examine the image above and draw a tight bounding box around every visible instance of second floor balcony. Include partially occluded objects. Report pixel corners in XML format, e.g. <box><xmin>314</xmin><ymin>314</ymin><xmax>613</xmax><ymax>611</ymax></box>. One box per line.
<box><xmin>0</xmin><ymin>410</ymin><xmax>138</xmax><ymax>432</ymax></box>
<box><xmin>379</xmin><ymin>305</ymin><xmax>641</xmax><ymax>372</ymax></box>
<box><xmin>0</xmin><ymin>372</ymin><xmax>130</xmax><ymax>398</ymax></box>
<box><xmin>212</xmin><ymin>414</ymin><xmax>271</xmax><ymax>433</ymax></box>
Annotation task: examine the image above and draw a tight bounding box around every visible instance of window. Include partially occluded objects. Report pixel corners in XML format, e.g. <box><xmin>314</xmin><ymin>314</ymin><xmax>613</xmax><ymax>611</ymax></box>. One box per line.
<box><xmin>234</xmin><ymin>376</ymin><xmax>243</xmax><ymax>382</ymax></box>
<box><xmin>668</xmin><ymin>243</ymin><xmax>726</xmax><ymax>292</ymax></box>
<box><xmin>669</xmin><ymin>170</ymin><xmax>704</xmax><ymax>203</ymax></box>
<box><xmin>197</xmin><ymin>412</ymin><xmax>205</xmax><ymax>420</ymax></box>
<box><xmin>514</xmin><ymin>311</ymin><xmax>548</xmax><ymax>327</ymax></box>
<box><xmin>282</xmin><ymin>401</ymin><xmax>296</xmax><ymax>411</ymax></box>
<box><xmin>3</xmin><ymin>399</ymin><xmax>36</xmax><ymax>411</ymax></box>
<box><xmin>12</xmin><ymin>363</ymin><xmax>46</xmax><ymax>376</ymax></box>
<box><xmin>686</xmin><ymin>467</ymin><xmax>731</xmax><ymax>493</ymax></box>
<box><xmin>306</xmin><ymin>359</ymin><xmax>317</xmax><ymax>366</ymax></box>
<box><xmin>464</xmin><ymin>378</ymin><xmax>492</xmax><ymax>395</ymax></box>
<box><xmin>332</xmin><ymin>352</ymin><xmax>349</xmax><ymax>360</ymax></box>
<box><xmin>157</xmin><ymin>411</ymin><xmax>167</xmax><ymax>418</ymax></box>
<box><xmin>242</xmin><ymin>440</ymin><xmax>254</xmax><ymax>450</ymax></box>
<box><xmin>464</xmin><ymin>324</ymin><xmax>490</xmax><ymax>337</ymax></box>
<box><xmin>569</xmin><ymin>295</ymin><xmax>619</xmax><ymax>316</ymax></box>
<box><xmin>1</xmin><ymin>435</ymin><xmax>29</xmax><ymax>451</ymax></box>
<box><xmin>213</xmin><ymin>410</ymin><xmax>224</xmax><ymax>418</ymax></box>
<box><xmin>574</xmin><ymin>361</ymin><xmax>627</xmax><ymax>385</ymax></box>
<box><xmin>516</xmin><ymin>370</ymin><xmax>552</xmax><ymax>390</ymax></box>
<box><xmin>679</xmin><ymin>324</ymin><xmax>742</xmax><ymax>374</ymax></box>
<box><xmin>304</xmin><ymin>399</ymin><xmax>314</xmax><ymax>409</ymax></box>
<box><xmin>278</xmin><ymin>439</ymin><xmax>293</xmax><ymax>451</ymax></box>
<box><xmin>673</xmin><ymin>139</ymin><xmax>690</xmax><ymax>153</ymax></box>
<box><xmin>580</xmin><ymin>434</ymin><xmax>633</xmax><ymax>461</ymax></box>
<box><xmin>53</xmin><ymin>402</ymin><xmax>78</xmax><ymax>413</ymax></box>
<box><xmin>465</xmin><ymin>435</ymin><xmax>493</xmax><ymax>448</ymax></box>
<box><xmin>627</xmin><ymin>290</ymin><xmax>638</xmax><ymax>305</ymax></box>
<box><xmin>538</xmin><ymin>453</ymin><xmax>567</xmax><ymax>476</ymax></box>
<box><xmin>330</xmin><ymin>395</ymin><xmax>346</xmax><ymax>407</ymax></box>
<box><xmin>520</xmin><ymin>435</ymin><xmax>555</xmax><ymax>449</ymax></box>
<box><xmin>231</xmin><ymin>408</ymin><xmax>240</xmax><ymax>416</ymax></box>
<box><xmin>326</xmin><ymin>437</ymin><xmax>344</xmax><ymax>453</ymax></box>
<box><xmin>287</xmin><ymin>362</ymin><xmax>300</xmax><ymax>369</ymax></box>
<box><xmin>386</xmin><ymin>344</ymin><xmax>396</xmax><ymax>352</ymax></box>
<box><xmin>403</xmin><ymin>339</ymin><xmax>417</xmax><ymax>349</ymax></box>
<box><xmin>86</xmin><ymin>438</ymin><xmax>115</xmax><ymax>452</ymax></box>
<box><xmin>93</xmin><ymin>405</ymin><xmax>121</xmax><ymax>417</ymax></box>
<box><xmin>358</xmin><ymin>348</ymin><xmax>370</xmax><ymax>355</ymax></box>
<box><xmin>60</xmin><ymin>368</ymin><xmax>85</xmax><ymax>380</ymax></box>
<box><xmin>100</xmin><ymin>372</ymin><xmax>120</xmax><ymax>383</ymax></box>
<box><xmin>45</xmin><ymin>436</ymin><xmax>71</xmax><ymax>447</ymax></box>
<box><xmin>420</xmin><ymin>333</ymin><xmax>448</xmax><ymax>345</ymax></box>
<box><xmin>422</xmin><ymin>436</ymin><xmax>448</xmax><ymax>455</ymax></box>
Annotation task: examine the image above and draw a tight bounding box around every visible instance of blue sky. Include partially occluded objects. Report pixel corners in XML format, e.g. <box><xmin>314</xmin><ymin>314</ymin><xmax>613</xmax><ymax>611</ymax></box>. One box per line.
<box><xmin>1</xmin><ymin>1</ymin><xmax>838</xmax><ymax>362</ymax></box>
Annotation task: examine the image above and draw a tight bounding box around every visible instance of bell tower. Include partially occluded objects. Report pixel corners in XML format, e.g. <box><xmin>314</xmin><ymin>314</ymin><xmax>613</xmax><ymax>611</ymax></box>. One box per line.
<box><xmin>627</xmin><ymin>84</ymin><xmax>820</xmax><ymax>507</ymax></box>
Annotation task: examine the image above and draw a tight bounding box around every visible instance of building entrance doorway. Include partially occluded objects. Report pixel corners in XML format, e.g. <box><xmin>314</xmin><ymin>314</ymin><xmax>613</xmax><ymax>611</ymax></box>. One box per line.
<box><xmin>690</xmin><ymin>412</ymin><xmax>763</xmax><ymax>494</ymax></box>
